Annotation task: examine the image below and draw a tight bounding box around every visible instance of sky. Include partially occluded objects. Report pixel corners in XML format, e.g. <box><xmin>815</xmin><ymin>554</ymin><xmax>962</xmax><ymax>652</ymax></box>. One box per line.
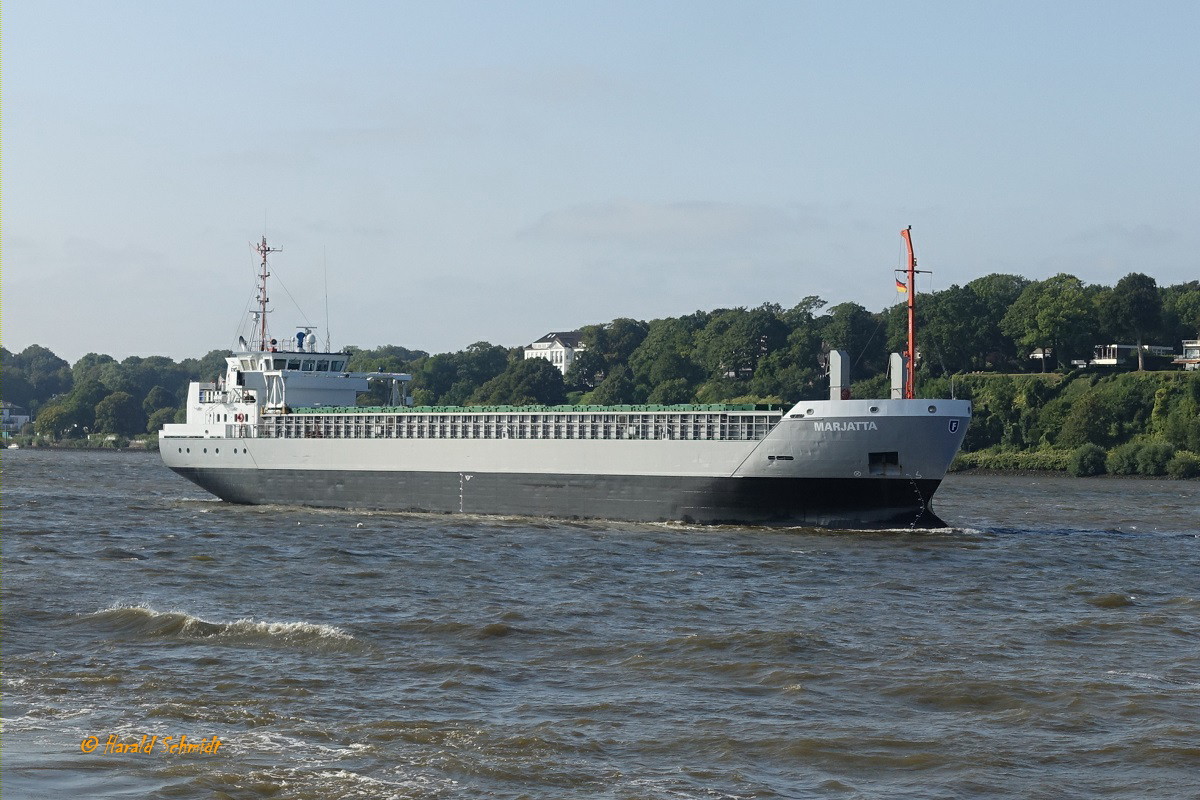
<box><xmin>4</xmin><ymin>1</ymin><xmax>1198</xmax><ymax>364</ymax></box>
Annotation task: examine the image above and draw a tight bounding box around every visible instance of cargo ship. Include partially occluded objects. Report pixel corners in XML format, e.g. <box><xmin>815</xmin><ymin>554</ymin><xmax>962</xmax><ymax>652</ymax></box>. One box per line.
<box><xmin>160</xmin><ymin>230</ymin><xmax>970</xmax><ymax>528</ymax></box>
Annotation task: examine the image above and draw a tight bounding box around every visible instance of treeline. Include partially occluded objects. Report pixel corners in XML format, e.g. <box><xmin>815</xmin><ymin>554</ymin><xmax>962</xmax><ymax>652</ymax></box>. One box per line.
<box><xmin>4</xmin><ymin>271</ymin><xmax>1199</xmax><ymax>473</ymax></box>
<box><xmin>3</xmin><ymin>347</ymin><xmax>230</xmax><ymax>439</ymax></box>
<box><xmin>944</xmin><ymin>371</ymin><xmax>1200</xmax><ymax>478</ymax></box>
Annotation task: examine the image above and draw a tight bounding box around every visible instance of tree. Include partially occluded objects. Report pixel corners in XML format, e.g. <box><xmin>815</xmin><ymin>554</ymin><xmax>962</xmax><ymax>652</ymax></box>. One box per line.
<box><xmin>1001</xmin><ymin>274</ymin><xmax>1097</xmax><ymax>370</ymax></box>
<box><xmin>820</xmin><ymin>302</ymin><xmax>887</xmax><ymax>377</ymax></box>
<box><xmin>407</xmin><ymin>342</ymin><xmax>510</xmax><ymax>405</ymax></box>
<box><xmin>146</xmin><ymin>407</ymin><xmax>177</xmax><ymax>433</ymax></box>
<box><xmin>906</xmin><ymin>285</ymin><xmax>990</xmax><ymax>374</ymax></box>
<box><xmin>179</xmin><ymin>350</ymin><xmax>233</xmax><ymax>383</ymax></box>
<box><xmin>582</xmin><ymin>318</ymin><xmax>649</xmax><ymax>367</ymax></box>
<box><xmin>143</xmin><ymin>385</ymin><xmax>176</xmax><ymax>416</ymax></box>
<box><xmin>964</xmin><ymin>273</ymin><xmax>1031</xmax><ymax>369</ymax></box>
<box><xmin>1103</xmin><ymin>273</ymin><xmax>1161</xmax><ymax>370</ymax></box>
<box><xmin>95</xmin><ymin>392</ymin><xmax>146</xmax><ymax>436</ymax></box>
<box><xmin>628</xmin><ymin>318</ymin><xmax>704</xmax><ymax>393</ymax></box>
<box><xmin>468</xmin><ymin>357</ymin><xmax>566</xmax><ymax>406</ymax></box>
<box><xmin>585</xmin><ymin>365</ymin><xmax>636</xmax><ymax>405</ymax></box>
<box><xmin>4</xmin><ymin>345</ymin><xmax>73</xmax><ymax>411</ymax></box>
<box><xmin>646</xmin><ymin>378</ymin><xmax>693</xmax><ymax>404</ymax></box>
<box><xmin>564</xmin><ymin>349</ymin><xmax>609</xmax><ymax>392</ymax></box>
<box><xmin>34</xmin><ymin>403</ymin><xmax>86</xmax><ymax>438</ymax></box>
<box><xmin>694</xmin><ymin>307</ymin><xmax>788</xmax><ymax>380</ymax></box>
<box><xmin>72</xmin><ymin>352</ymin><xmax>118</xmax><ymax>386</ymax></box>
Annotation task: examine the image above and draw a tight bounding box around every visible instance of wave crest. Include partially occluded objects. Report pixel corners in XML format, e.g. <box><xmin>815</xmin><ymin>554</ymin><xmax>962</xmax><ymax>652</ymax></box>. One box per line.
<box><xmin>82</xmin><ymin>605</ymin><xmax>360</xmax><ymax>651</ymax></box>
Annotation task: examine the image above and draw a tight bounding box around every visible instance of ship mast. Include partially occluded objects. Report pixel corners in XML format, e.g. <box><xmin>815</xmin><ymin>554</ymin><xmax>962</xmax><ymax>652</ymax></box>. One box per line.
<box><xmin>899</xmin><ymin>226</ymin><xmax>930</xmax><ymax>400</ymax></box>
<box><xmin>254</xmin><ymin>236</ymin><xmax>281</xmax><ymax>351</ymax></box>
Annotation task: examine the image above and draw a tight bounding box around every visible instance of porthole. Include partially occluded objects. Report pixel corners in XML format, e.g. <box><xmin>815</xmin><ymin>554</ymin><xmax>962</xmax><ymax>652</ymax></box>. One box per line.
<box><xmin>215</xmin><ymin>448</ymin><xmax>220</xmax><ymax>454</ymax></box>
<box><xmin>203</xmin><ymin>448</ymin><xmax>208</xmax><ymax>454</ymax></box>
<box><xmin>178</xmin><ymin>448</ymin><xmax>182</xmax><ymax>453</ymax></box>
<box><xmin>869</xmin><ymin>406</ymin><xmax>879</xmax><ymax>413</ymax></box>
<box><xmin>806</xmin><ymin>408</ymin><xmax>815</xmax><ymax>415</ymax></box>
<box><xmin>928</xmin><ymin>405</ymin><xmax>937</xmax><ymax>413</ymax></box>
<box><xmin>186</xmin><ymin>448</ymin><xmax>190</xmax><ymax>453</ymax></box>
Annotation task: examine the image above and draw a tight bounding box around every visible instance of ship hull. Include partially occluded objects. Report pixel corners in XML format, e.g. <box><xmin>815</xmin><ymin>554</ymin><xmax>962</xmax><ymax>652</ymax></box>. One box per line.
<box><xmin>167</xmin><ymin>465</ymin><xmax>946</xmax><ymax>528</ymax></box>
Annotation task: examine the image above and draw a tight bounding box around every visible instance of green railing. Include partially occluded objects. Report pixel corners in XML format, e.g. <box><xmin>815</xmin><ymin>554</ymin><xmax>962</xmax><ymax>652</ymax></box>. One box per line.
<box><xmin>289</xmin><ymin>403</ymin><xmax>769</xmax><ymax>415</ymax></box>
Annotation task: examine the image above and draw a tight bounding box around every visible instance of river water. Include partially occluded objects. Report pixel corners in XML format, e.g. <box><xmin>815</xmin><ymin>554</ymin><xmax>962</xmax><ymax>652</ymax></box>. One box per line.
<box><xmin>3</xmin><ymin>449</ymin><xmax>1198</xmax><ymax>799</ymax></box>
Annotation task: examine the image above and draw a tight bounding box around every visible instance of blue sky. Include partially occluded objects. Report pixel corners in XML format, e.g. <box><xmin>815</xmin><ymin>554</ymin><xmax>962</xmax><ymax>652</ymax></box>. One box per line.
<box><xmin>5</xmin><ymin>1</ymin><xmax>1198</xmax><ymax>362</ymax></box>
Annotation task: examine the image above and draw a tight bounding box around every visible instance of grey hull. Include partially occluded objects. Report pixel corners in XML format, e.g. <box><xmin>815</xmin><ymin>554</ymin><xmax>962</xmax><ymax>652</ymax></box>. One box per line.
<box><xmin>169</xmin><ymin>466</ymin><xmax>946</xmax><ymax>529</ymax></box>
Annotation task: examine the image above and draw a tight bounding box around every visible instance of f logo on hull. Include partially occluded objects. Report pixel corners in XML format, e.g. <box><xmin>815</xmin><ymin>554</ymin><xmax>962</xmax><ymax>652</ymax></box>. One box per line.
<box><xmin>948</xmin><ymin>419</ymin><xmax>960</xmax><ymax>433</ymax></box>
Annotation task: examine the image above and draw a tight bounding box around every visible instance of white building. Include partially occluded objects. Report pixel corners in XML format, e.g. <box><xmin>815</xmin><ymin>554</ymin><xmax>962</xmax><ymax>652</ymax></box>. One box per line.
<box><xmin>524</xmin><ymin>332</ymin><xmax>585</xmax><ymax>375</ymax></box>
<box><xmin>1</xmin><ymin>402</ymin><xmax>31</xmax><ymax>438</ymax></box>
<box><xmin>1174</xmin><ymin>340</ymin><xmax>1200</xmax><ymax>371</ymax></box>
<box><xmin>1086</xmin><ymin>343</ymin><xmax>1177</xmax><ymax>367</ymax></box>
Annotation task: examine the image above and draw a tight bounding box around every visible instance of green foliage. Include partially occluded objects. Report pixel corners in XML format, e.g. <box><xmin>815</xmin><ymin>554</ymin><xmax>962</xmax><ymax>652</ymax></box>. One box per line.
<box><xmin>1068</xmin><ymin>444</ymin><xmax>1108</xmax><ymax>476</ymax></box>
<box><xmin>1103</xmin><ymin>273</ymin><xmax>1162</xmax><ymax>370</ymax></box>
<box><xmin>963</xmin><ymin>274</ymin><xmax>1030</xmax><ymax>369</ymax></box>
<box><xmin>469</xmin><ymin>357</ymin><xmax>566</xmax><ymax>406</ymax></box>
<box><xmin>34</xmin><ymin>403</ymin><xmax>86</xmax><ymax>438</ymax></box>
<box><xmin>1106</xmin><ymin>442</ymin><xmax>1142</xmax><ymax>475</ymax></box>
<box><xmin>952</xmin><ymin>449</ymin><xmax>1072</xmax><ymax>471</ymax></box>
<box><xmin>2</xmin><ymin>345</ymin><xmax>73</xmax><ymax>412</ymax></box>
<box><xmin>1166</xmin><ymin>451</ymin><xmax>1200</xmax><ymax>479</ymax></box>
<box><xmin>406</xmin><ymin>342</ymin><xmax>509</xmax><ymax>406</ymax></box>
<box><xmin>646</xmin><ymin>378</ymin><xmax>694</xmax><ymax>404</ymax></box>
<box><xmin>9</xmin><ymin>262</ymin><xmax>1190</xmax><ymax>460</ymax></box>
<box><xmin>585</xmin><ymin>365</ymin><xmax>636</xmax><ymax>405</ymax></box>
<box><xmin>1135</xmin><ymin>441</ymin><xmax>1176</xmax><ymax>476</ymax></box>
<box><xmin>820</xmin><ymin>302</ymin><xmax>887</xmax><ymax>377</ymax></box>
<box><xmin>146</xmin><ymin>407</ymin><xmax>177</xmax><ymax>433</ymax></box>
<box><xmin>143</xmin><ymin>385</ymin><xmax>176</xmax><ymax>415</ymax></box>
<box><xmin>693</xmin><ymin>306</ymin><xmax>788</xmax><ymax>380</ymax></box>
<box><xmin>1161</xmin><ymin>282</ymin><xmax>1200</xmax><ymax>341</ymax></box>
<box><xmin>563</xmin><ymin>349</ymin><xmax>608</xmax><ymax>391</ymax></box>
<box><xmin>1001</xmin><ymin>274</ymin><xmax>1098</xmax><ymax>369</ymax></box>
<box><xmin>94</xmin><ymin>392</ymin><xmax>146</xmax><ymax>436</ymax></box>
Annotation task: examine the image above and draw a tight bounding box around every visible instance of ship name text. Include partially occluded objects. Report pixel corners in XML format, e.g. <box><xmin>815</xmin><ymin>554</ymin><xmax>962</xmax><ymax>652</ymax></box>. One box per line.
<box><xmin>812</xmin><ymin>421</ymin><xmax>879</xmax><ymax>432</ymax></box>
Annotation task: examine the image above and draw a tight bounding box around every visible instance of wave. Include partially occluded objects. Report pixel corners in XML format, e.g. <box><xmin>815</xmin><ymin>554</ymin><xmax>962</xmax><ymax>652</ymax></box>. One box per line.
<box><xmin>80</xmin><ymin>605</ymin><xmax>361</xmax><ymax>652</ymax></box>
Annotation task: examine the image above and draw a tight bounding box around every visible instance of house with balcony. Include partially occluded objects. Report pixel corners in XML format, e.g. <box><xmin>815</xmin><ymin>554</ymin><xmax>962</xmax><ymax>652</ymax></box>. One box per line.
<box><xmin>1086</xmin><ymin>343</ymin><xmax>1178</xmax><ymax>367</ymax></box>
<box><xmin>1</xmin><ymin>402</ymin><xmax>31</xmax><ymax>438</ymax></box>
<box><xmin>1174</xmin><ymin>340</ymin><xmax>1200</xmax><ymax>371</ymax></box>
<box><xmin>523</xmin><ymin>331</ymin><xmax>585</xmax><ymax>375</ymax></box>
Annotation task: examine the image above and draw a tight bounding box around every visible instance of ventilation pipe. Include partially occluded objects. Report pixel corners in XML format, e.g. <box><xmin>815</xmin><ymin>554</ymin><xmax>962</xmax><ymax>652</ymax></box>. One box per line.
<box><xmin>889</xmin><ymin>353</ymin><xmax>907</xmax><ymax>399</ymax></box>
<box><xmin>828</xmin><ymin>350</ymin><xmax>850</xmax><ymax>401</ymax></box>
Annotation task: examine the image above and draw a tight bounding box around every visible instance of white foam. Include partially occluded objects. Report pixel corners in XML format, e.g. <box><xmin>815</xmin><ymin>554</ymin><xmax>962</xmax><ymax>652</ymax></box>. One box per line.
<box><xmin>89</xmin><ymin>604</ymin><xmax>355</xmax><ymax>645</ymax></box>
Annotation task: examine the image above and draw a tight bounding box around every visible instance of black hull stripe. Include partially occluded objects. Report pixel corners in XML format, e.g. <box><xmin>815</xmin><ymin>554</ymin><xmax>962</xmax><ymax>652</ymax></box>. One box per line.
<box><xmin>170</xmin><ymin>467</ymin><xmax>946</xmax><ymax>529</ymax></box>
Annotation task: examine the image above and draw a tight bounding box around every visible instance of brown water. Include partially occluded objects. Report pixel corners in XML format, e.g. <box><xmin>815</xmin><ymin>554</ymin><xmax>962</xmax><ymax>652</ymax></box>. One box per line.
<box><xmin>3</xmin><ymin>450</ymin><xmax>1198</xmax><ymax>799</ymax></box>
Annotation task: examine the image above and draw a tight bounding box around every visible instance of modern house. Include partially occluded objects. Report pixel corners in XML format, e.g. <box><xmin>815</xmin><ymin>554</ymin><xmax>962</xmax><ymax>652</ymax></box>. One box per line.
<box><xmin>523</xmin><ymin>331</ymin><xmax>585</xmax><ymax>375</ymax></box>
<box><xmin>1086</xmin><ymin>343</ymin><xmax>1177</xmax><ymax>367</ymax></box>
<box><xmin>1174</xmin><ymin>340</ymin><xmax>1200</xmax><ymax>371</ymax></box>
<box><xmin>1</xmin><ymin>402</ymin><xmax>31</xmax><ymax>439</ymax></box>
